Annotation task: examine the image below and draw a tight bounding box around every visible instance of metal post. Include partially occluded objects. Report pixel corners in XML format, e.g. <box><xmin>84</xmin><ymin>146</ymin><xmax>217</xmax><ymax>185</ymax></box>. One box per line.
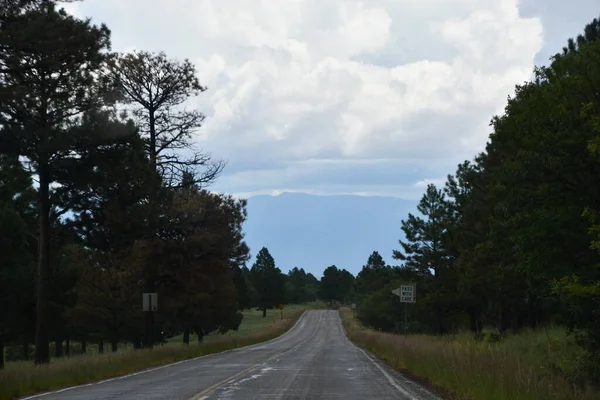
<box><xmin>149</xmin><ymin>296</ymin><xmax>154</xmax><ymax>349</ymax></box>
<box><xmin>404</xmin><ymin>302</ymin><xmax>408</xmax><ymax>335</ymax></box>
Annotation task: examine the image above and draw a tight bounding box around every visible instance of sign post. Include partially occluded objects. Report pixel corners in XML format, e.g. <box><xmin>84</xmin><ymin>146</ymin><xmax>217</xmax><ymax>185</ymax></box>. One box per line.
<box><xmin>392</xmin><ymin>284</ymin><xmax>416</xmax><ymax>334</ymax></box>
<box><xmin>351</xmin><ymin>303</ymin><xmax>357</xmax><ymax>317</ymax></box>
<box><xmin>279</xmin><ymin>304</ymin><xmax>285</xmax><ymax>320</ymax></box>
<box><xmin>143</xmin><ymin>293</ymin><xmax>158</xmax><ymax>348</ymax></box>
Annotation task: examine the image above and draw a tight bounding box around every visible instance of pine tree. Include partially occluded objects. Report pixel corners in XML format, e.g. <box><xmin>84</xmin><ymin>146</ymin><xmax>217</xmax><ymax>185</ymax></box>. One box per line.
<box><xmin>249</xmin><ymin>247</ymin><xmax>285</xmax><ymax>317</ymax></box>
<box><xmin>0</xmin><ymin>1</ymin><xmax>113</xmax><ymax>364</ymax></box>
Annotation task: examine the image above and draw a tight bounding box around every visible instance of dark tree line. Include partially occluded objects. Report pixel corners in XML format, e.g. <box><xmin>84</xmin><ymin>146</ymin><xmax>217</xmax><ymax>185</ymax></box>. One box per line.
<box><xmin>236</xmin><ymin>247</ymin><xmax>321</xmax><ymax>318</ymax></box>
<box><xmin>0</xmin><ymin>0</ymin><xmax>245</xmax><ymax>367</ymax></box>
<box><xmin>348</xmin><ymin>15</ymin><xmax>600</xmax><ymax>384</ymax></box>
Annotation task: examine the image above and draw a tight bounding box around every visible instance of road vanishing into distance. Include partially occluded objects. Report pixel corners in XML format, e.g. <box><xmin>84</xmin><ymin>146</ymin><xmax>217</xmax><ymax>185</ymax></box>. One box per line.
<box><xmin>23</xmin><ymin>310</ymin><xmax>439</xmax><ymax>400</ymax></box>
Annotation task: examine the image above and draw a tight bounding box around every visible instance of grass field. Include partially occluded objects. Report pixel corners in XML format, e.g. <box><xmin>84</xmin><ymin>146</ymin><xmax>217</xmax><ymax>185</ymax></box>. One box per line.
<box><xmin>340</xmin><ymin>308</ymin><xmax>599</xmax><ymax>400</ymax></box>
<box><xmin>166</xmin><ymin>303</ymin><xmax>310</xmax><ymax>344</ymax></box>
<box><xmin>0</xmin><ymin>303</ymin><xmax>317</xmax><ymax>400</ymax></box>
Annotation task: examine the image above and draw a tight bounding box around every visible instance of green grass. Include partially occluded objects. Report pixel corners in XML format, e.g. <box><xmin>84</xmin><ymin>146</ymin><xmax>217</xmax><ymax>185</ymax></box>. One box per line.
<box><xmin>166</xmin><ymin>303</ymin><xmax>311</xmax><ymax>344</ymax></box>
<box><xmin>340</xmin><ymin>308</ymin><xmax>599</xmax><ymax>400</ymax></box>
<box><xmin>0</xmin><ymin>303</ymin><xmax>317</xmax><ymax>400</ymax></box>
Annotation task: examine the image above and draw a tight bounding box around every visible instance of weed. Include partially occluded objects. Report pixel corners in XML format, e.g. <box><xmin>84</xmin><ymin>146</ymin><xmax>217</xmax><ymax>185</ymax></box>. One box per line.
<box><xmin>340</xmin><ymin>308</ymin><xmax>598</xmax><ymax>400</ymax></box>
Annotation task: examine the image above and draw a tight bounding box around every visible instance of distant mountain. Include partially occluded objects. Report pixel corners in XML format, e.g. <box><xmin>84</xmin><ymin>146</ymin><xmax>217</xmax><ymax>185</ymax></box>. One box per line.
<box><xmin>242</xmin><ymin>192</ymin><xmax>417</xmax><ymax>278</ymax></box>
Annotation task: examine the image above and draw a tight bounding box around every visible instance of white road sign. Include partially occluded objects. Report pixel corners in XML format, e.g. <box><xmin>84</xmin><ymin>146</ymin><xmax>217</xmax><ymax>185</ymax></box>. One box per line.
<box><xmin>400</xmin><ymin>285</ymin><xmax>415</xmax><ymax>303</ymax></box>
<box><xmin>392</xmin><ymin>285</ymin><xmax>416</xmax><ymax>303</ymax></box>
<box><xmin>351</xmin><ymin>303</ymin><xmax>356</xmax><ymax>310</ymax></box>
<box><xmin>143</xmin><ymin>293</ymin><xmax>158</xmax><ymax>311</ymax></box>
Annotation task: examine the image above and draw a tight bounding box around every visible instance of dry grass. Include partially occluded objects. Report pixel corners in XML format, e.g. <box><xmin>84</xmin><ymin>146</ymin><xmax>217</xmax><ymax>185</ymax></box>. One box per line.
<box><xmin>340</xmin><ymin>308</ymin><xmax>599</xmax><ymax>400</ymax></box>
<box><xmin>0</xmin><ymin>306</ymin><xmax>310</xmax><ymax>400</ymax></box>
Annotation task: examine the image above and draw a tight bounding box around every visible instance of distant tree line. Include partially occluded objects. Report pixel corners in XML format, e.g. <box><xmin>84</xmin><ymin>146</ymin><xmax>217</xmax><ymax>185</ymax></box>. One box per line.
<box><xmin>236</xmin><ymin>247</ymin><xmax>321</xmax><ymax>317</ymax></box>
<box><xmin>345</xmin><ymin>16</ymin><xmax>600</xmax><ymax>384</ymax></box>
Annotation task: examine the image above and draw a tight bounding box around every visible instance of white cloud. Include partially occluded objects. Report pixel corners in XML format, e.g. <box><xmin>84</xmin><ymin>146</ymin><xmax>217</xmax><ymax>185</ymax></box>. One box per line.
<box><xmin>64</xmin><ymin>0</ymin><xmax>543</xmax><ymax>198</ymax></box>
<box><xmin>414</xmin><ymin>178</ymin><xmax>447</xmax><ymax>188</ymax></box>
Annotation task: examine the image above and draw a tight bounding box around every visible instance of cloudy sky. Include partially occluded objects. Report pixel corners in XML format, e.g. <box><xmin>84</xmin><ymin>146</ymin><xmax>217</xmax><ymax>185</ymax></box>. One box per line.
<box><xmin>66</xmin><ymin>0</ymin><xmax>599</xmax><ymax>200</ymax></box>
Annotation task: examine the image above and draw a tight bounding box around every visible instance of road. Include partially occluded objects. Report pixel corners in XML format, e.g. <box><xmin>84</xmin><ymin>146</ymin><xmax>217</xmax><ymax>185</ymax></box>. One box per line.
<box><xmin>23</xmin><ymin>310</ymin><xmax>439</xmax><ymax>400</ymax></box>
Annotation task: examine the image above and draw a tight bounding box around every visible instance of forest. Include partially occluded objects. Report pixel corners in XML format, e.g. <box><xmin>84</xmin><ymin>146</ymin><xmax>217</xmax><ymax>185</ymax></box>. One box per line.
<box><xmin>340</xmin><ymin>15</ymin><xmax>600</xmax><ymax>385</ymax></box>
<box><xmin>0</xmin><ymin>0</ymin><xmax>321</xmax><ymax>368</ymax></box>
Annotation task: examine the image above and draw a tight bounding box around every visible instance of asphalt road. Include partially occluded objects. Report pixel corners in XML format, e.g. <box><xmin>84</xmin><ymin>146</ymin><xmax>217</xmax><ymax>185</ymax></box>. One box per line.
<box><xmin>23</xmin><ymin>310</ymin><xmax>440</xmax><ymax>400</ymax></box>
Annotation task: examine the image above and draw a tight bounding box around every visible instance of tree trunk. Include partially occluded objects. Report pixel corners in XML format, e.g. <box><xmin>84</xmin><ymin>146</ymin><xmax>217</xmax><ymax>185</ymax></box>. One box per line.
<box><xmin>81</xmin><ymin>338</ymin><xmax>86</xmax><ymax>355</ymax></box>
<box><xmin>468</xmin><ymin>310</ymin><xmax>478</xmax><ymax>333</ymax></box>
<box><xmin>111</xmin><ymin>337</ymin><xmax>118</xmax><ymax>352</ymax></box>
<box><xmin>55</xmin><ymin>339</ymin><xmax>63</xmax><ymax>358</ymax></box>
<box><xmin>0</xmin><ymin>337</ymin><xmax>4</xmax><ymax>370</ymax></box>
<box><xmin>183</xmin><ymin>327</ymin><xmax>190</xmax><ymax>345</ymax></box>
<box><xmin>197</xmin><ymin>330</ymin><xmax>204</xmax><ymax>344</ymax></box>
<box><xmin>529</xmin><ymin>298</ymin><xmax>538</xmax><ymax>329</ymax></box>
<box><xmin>22</xmin><ymin>337</ymin><xmax>29</xmax><ymax>360</ymax></box>
<box><xmin>262</xmin><ymin>307</ymin><xmax>267</xmax><ymax>318</ymax></box>
<box><xmin>149</xmin><ymin>110</ymin><xmax>157</xmax><ymax>165</ymax></box>
<box><xmin>34</xmin><ymin>163</ymin><xmax>51</xmax><ymax>365</ymax></box>
<box><xmin>98</xmin><ymin>340</ymin><xmax>104</xmax><ymax>354</ymax></box>
<box><xmin>65</xmin><ymin>339</ymin><xmax>70</xmax><ymax>357</ymax></box>
<box><xmin>436</xmin><ymin>308</ymin><xmax>444</xmax><ymax>335</ymax></box>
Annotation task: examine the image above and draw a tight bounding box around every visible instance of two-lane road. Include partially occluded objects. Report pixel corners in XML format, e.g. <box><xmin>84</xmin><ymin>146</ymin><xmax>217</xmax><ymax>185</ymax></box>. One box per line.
<box><xmin>24</xmin><ymin>310</ymin><xmax>439</xmax><ymax>400</ymax></box>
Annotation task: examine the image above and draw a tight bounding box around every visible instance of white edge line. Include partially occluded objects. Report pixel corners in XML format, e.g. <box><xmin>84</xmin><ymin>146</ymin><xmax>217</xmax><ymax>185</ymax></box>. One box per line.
<box><xmin>336</xmin><ymin>311</ymin><xmax>420</xmax><ymax>400</ymax></box>
<box><xmin>18</xmin><ymin>310</ymin><xmax>310</xmax><ymax>400</ymax></box>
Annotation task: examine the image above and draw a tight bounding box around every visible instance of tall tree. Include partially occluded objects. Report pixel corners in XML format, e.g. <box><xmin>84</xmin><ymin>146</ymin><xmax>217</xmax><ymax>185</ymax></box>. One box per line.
<box><xmin>319</xmin><ymin>265</ymin><xmax>354</xmax><ymax>305</ymax></box>
<box><xmin>0</xmin><ymin>1</ymin><xmax>113</xmax><ymax>364</ymax></box>
<box><xmin>109</xmin><ymin>51</ymin><xmax>225</xmax><ymax>187</ymax></box>
<box><xmin>0</xmin><ymin>154</ymin><xmax>36</xmax><ymax>368</ymax></box>
<box><xmin>393</xmin><ymin>184</ymin><xmax>453</xmax><ymax>334</ymax></box>
<box><xmin>355</xmin><ymin>251</ymin><xmax>390</xmax><ymax>296</ymax></box>
<box><xmin>249</xmin><ymin>247</ymin><xmax>285</xmax><ymax>317</ymax></box>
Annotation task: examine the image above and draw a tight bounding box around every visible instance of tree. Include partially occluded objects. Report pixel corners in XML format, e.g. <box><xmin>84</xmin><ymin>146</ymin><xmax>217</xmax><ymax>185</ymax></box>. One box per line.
<box><xmin>249</xmin><ymin>247</ymin><xmax>285</xmax><ymax>317</ymax></box>
<box><xmin>393</xmin><ymin>184</ymin><xmax>454</xmax><ymax>334</ymax></box>
<box><xmin>443</xmin><ymin>158</ymin><xmax>493</xmax><ymax>332</ymax></box>
<box><xmin>0</xmin><ymin>155</ymin><xmax>36</xmax><ymax>368</ymax></box>
<box><xmin>55</xmin><ymin>121</ymin><xmax>163</xmax><ymax>350</ymax></box>
<box><xmin>319</xmin><ymin>265</ymin><xmax>354</xmax><ymax>305</ymax></box>
<box><xmin>157</xmin><ymin>188</ymin><xmax>247</xmax><ymax>343</ymax></box>
<box><xmin>355</xmin><ymin>251</ymin><xmax>390</xmax><ymax>296</ymax></box>
<box><xmin>109</xmin><ymin>50</ymin><xmax>225</xmax><ymax>187</ymax></box>
<box><xmin>0</xmin><ymin>1</ymin><xmax>113</xmax><ymax>364</ymax></box>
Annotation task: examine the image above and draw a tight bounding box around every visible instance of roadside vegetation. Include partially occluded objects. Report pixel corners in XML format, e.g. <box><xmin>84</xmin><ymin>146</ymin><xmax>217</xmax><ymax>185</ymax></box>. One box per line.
<box><xmin>0</xmin><ymin>304</ymin><xmax>314</xmax><ymax>400</ymax></box>
<box><xmin>316</xmin><ymin>15</ymin><xmax>600</xmax><ymax>398</ymax></box>
<box><xmin>341</xmin><ymin>308</ymin><xmax>598</xmax><ymax>400</ymax></box>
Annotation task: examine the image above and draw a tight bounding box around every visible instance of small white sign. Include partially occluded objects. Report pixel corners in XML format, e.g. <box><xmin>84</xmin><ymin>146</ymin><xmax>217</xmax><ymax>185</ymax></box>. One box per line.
<box><xmin>392</xmin><ymin>285</ymin><xmax>416</xmax><ymax>303</ymax></box>
<box><xmin>400</xmin><ymin>285</ymin><xmax>415</xmax><ymax>303</ymax></box>
<box><xmin>351</xmin><ymin>303</ymin><xmax>356</xmax><ymax>310</ymax></box>
<box><xmin>143</xmin><ymin>293</ymin><xmax>158</xmax><ymax>312</ymax></box>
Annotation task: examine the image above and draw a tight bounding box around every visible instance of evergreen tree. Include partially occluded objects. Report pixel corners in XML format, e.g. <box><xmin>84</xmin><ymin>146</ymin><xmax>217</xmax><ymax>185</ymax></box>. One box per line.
<box><xmin>0</xmin><ymin>1</ymin><xmax>113</xmax><ymax>364</ymax></box>
<box><xmin>108</xmin><ymin>51</ymin><xmax>225</xmax><ymax>187</ymax></box>
<box><xmin>249</xmin><ymin>247</ymin><xmax>285</xmax><ymax>317</ymax></box>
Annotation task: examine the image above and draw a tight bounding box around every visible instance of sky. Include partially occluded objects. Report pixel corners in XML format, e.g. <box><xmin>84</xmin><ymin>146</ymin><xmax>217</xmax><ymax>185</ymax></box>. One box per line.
<box><xmin>63</xmin><ymin>0</ymin><xmax>599</xmax><ymax>201</ymax></box>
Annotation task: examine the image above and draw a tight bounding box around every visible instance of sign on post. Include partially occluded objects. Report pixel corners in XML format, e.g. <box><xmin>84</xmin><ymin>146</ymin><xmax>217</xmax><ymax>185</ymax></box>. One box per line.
<box><xmin>392</xmin><ymin>285</ymin><xmax>416</xmax><ymax>303</ymax></box>
<box><xmin>400</xmin><ymin>285</ymin><xmax>415</xmax><ymax>303</ymax></box>
<box><xmin>392</xmin><ymin>284</ymin><xmax>416</xmax><ymax>334</ymax></box>
<box><xmin>143</xmin><ymin>293</ymin><xmax>158</xmax><ymax>312</ymax></box>
<box><xmin>351</xmin><ymin>303</ymin><xmax>356</xmax><ymax>310</ymax></box>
